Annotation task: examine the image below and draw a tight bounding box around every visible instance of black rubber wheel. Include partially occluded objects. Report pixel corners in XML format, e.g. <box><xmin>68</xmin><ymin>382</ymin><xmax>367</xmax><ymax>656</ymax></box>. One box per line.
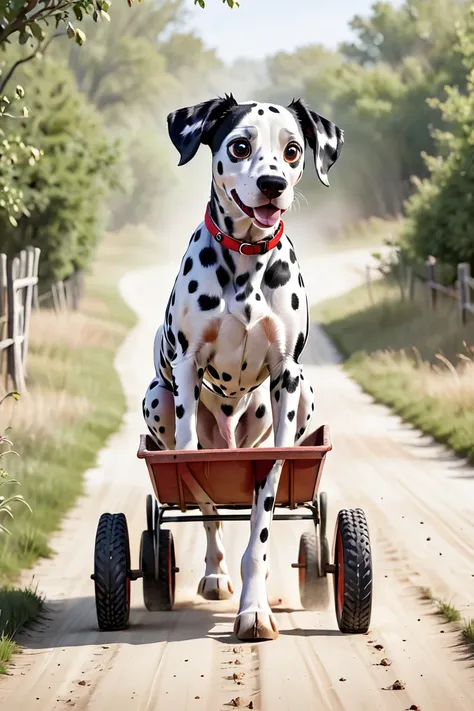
<box><xmin>146</xmin><ymin>494</ymin><xmax>153</xmax><ymax>535</ymax></box>
<box><xmin>155</xmin><ymin>529</ymin><xmax>177</xmax><ymax>611</ymax></box>
<box><xmin>298</xmin><ymin>531</ymin><xmax>329</xmax><ymax>609</ymax></box>
<box><xmin>333</xmin><ymin>508</ymin><xmax>373</xmax><ymax>633</ymax></box>
<box><xmin>319</xmin><ymin>491</ymin><xmax>328</xmax><ymax>538</ymax></box>
<box><xmin>94</xmin><ymin>513</ymin><xmax>131</xmax><ymax>631</ymax></box>
<box><xmin>140</xmin><ymin>529</ymin><xmax>161</xmax><ymax>611</ymax></box>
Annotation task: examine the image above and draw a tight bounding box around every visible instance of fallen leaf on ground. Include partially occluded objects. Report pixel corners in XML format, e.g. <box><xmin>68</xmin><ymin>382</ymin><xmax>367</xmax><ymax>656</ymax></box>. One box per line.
<box><xmin>77</xmin><ymin>681</ymin><xmax>87</xmax><ymax>686</ymax></box>
<box><xmin>231</xmin><ymin>698</ymin><xmax>248</xmax><ymax>707</ymax></box>
<box><xmin>233</xmin><ymin>672</ymin><xmax>245</xmax><ymax>680</ymax></box>
<box><xmin>409</xmin><ymin>705</ymin><xmax>421</xmax><ymax>710</ymax></box>
<box><xmin>233</xmin><ymin>647</ymin><xmax>243</xmax><ymax>654</ymax></box>
<box><xmin>374</xmin><ymin>644</ymin><xmax>384</xmax><ymax>651</ymax></box>
<box><xmin>339</xmin><ymin>677</ymin><xmax>346</xmax><ymax>682</ymax></box>
<box><xmin>380</xmin><ymin>658</ymin><xmax>392</xmax><ymax>667</ymax></box>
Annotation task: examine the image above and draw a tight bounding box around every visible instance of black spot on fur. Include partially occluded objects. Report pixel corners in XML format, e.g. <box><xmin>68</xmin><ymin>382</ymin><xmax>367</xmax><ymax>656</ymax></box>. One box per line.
<box><xmin>294</xmin><ymin>332</ymin><xmax>305</xmax><ymax>362</ymax></box>
<box><xmin>217</xmin><ymin>160</ymin><xmax>223</xmax><ymax>175</ymax></box>
<box><xmin>289</xmin><ymin>249</ymin><xmax>296</xmax><ymax>264</ymax></box>
<box><xmin>178</xmin><ymin>331</ymin><xmax>189</xmax><ymax>354</ymax></box>
<box><xmin>171</xmin><ymin>291</ymin><xmax>176</xmax><ymax>306</ymax></box>
<box><xmin>256</xmin><ymin>404</ymin><xmax>266</xmax><ymax>419</ymax></box>
<box><xmin>275</xmin><ymin>390</ymin><xmax>280</xmax><ymax>402</ymax></box>
<box><xmin>154</xmin><ymin>415</ymin><xmax>160</xmax><ymax>422</ymax></box>
<box><xmin>260</xmin><ymin>527</ymin><xmax>268</xmax><ymax>542</ymax></box>
<box><xmin>176</xmin><ymin>404</ymin><xmax>184</xmax><ymax>419</ymax></box>
<box><xmin>270</xmin><ymin>165</ymin><xmax>277</xmax><ymax>171</ymax></box>
<box><xmin>213</xmin><ymin>384</ymin><xmax>225</xmax><ymax>396</ymax></box>
<box><xmin>282</xmin><ymin>369</ymin><xmax>299</xmax><ymax>393</ymax></box>
<box><xmin>264</xmin><ymin>260</ymin><xmax>291</xmax><ymax>289</ymax></box>
<box><xmin>168</xmin><ymin>312</ymin><xmax>172</xmax><ymax>325</ymax></box>
<box><xmin>194</xmin><ymin>228</ymin><xmax>201</xmax><ymax>242</ymax></box>
<box><xmin>236</xmin><ymin>272</ymin><xmax>249</xmax><ymax>287</ymax></box>
<box><xmin>167</xmin><ymin>328</ymin><xmax>176</xmax><ymax>346</ymax></box>
<box><xmin>242</xmin><ymin>361</ymin><xmax>247</xmax><ymax>371</ymax></box>
<box><xmin>276</xmin><ymin>240</ymin><xmax>282</xmax><ymax>248</ymax></box>
<box><xmin>311</xmin><ymin>402</ymin><xmax>315</xmax><ymax>411</ymax></box>
<box><xmin>269</xmin><ymin>106</ymin><xmax>279</xmax><ymax>113</ymax></box>
<box><xmin>263</xmin><ymin>553</ymin><xmax>267</xmax><ymax>561</ymax></box>
<box><xmin>230</xmin><ymin>391</ymin><xmax>236</xmax><ymax>396</ymax></box>
<box><xmin>198</xmin><ymin>294</ymin><xmax>220</xmax><ymax>311</ymax></box>
<box><xmin>245</xmin><ymin>304</ymin><xmax>252</xmax><ymax>321</ymax></box>
<box><xmin>159</xmin><ymin>426</ymin><xmax>165</xmax><ymax>434</ymax></box>
<box><xmin>222</xmin><ymin>372</ymin><xmax>232</xmax><ymax>381</ymax></box>
<box><xmin>216</xmin><ymin>266</ymin><xmax>230</xmax><ymax>288</ymax></box>
<box><xmin>224</xmin><ymin>216</ymin><xmax>234</xmax><ymax>235</ymax></box>
<box><xmin>256</xmin><ymin>262</ymin><xmax>263</xmax><ymax>271</ymax></box>
<box><xmin>270</xmin><ymin>376</ymin><xmax>280</xmax><ymax>391</ymax></box>
<box><xmin>236</xmin><ymin>283</ymin><xmax>253</xmax><ymax>301</ymax></box>
<box><xmin>264</xmin><ymin>496</ymin><xmax>274</xmax><ymax>511</ymax></box>
<box><xmin>188</xmin><ymin>280</ymin><xmax>198</xmax><ymax>294</ymax></box>
<box><xmin>207</xmin><ymin>364</ymin><xmax>219</xmax><ymax>379</ymax></box>
<box><xmin>194</xmin><ymin>385</ymin><xmax>200</xmax><ymax>400</ymax></box>
<box><xmin>291</xmin><ymin>293</ymin><xmax>299</xmax><ymax>310</ymax></box>
<box><xmin>199</xmin><ymin>247</ymin><xmax>217</xmax><ymax>267</ymax></box>
<box><xmin>240</xmin><ymin>387</ymin><xmax>245</xmax><ymax>391</ymax></box>
<box><xmin>198</xmin><ymin>368</ymin><xmax>204</xmax><ymax>379</ymax></box>
<box><xmin>167</xmin><ymin>348</ymin><xmax>174</xmax><ymax>360</ymax></box>
<box><xmin>221</xmin><ymin>404</ymin><xmax>233</xmax><ymax>416</ymax></box>
<box><xmin>287</xmin><ymin>410</ymin><xmax>295</xmax><ymax>422</ymax></box>
<box><xmin>150</xmin><ymin>380</ymin><xmax>158</xmax><ymax>389</ymax></box>
<box><xmin>298</xmin><ymin>272</ymin><xmax>304</xmax><ymax>288</ymax></box>
<box><xmin>255</xmin><ymin>293</ymin><xmax>261</xmax><ymax>301</ymax></box>
<box><xmin>183</xmin><ymin>257</ymin><xmax>193</xmax><ymax>276</ymax></box>
<box><xmin>151</xmin><ymin>398</ymin><xmax>159</xmax><ymax>409</ymax></box>
<box><xmin>145</xmin><ymin>408</ymin><xmax>150</xmax><ymax>418</ymax></box>
<box><xmin>258</xmin><ymin>109</ymin><xmax>264</xmax><ymax>116</ymax></box>
<box><xmin>223</xmin><ymin>248</ymin><xmax>236</xmax><ymax>274</ymax></box>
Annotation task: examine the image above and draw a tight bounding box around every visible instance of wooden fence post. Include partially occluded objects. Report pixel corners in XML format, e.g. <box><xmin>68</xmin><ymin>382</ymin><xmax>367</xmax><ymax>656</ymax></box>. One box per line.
<box><xmin>458</xmin><ymin>262</ymin><xmax>470</xmax><ymax>326</ymax></box>
<box><xmin>426</xmin><ymin>256</ymin><xmax>437</xmax><ymax>311</ymax></box>
<box><xmin>21</xmin><ymin>247</ymin><xmax>40</xmax><ymax>378</ymax></box>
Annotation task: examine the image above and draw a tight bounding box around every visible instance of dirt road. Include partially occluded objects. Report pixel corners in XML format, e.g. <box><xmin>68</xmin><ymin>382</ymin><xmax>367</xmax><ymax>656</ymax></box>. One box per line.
<box><xmin>1</xmin><ymin>247</ymin><xmax>474</xmax><ymax>711</ymax></box>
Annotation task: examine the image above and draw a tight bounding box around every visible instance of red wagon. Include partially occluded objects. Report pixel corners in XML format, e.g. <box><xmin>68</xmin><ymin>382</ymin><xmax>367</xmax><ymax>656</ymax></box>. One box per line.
<box><xmin>92</xmin><ymin>425</ymin><xmax>373</xmax><ymax>635</ymax></box>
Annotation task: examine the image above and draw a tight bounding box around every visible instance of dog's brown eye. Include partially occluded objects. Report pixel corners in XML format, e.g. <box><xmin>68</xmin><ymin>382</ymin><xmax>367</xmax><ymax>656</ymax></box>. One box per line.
<box><xmin>228</xmin><ymin>139</ymin><xmax>251</xmax><ymax>160</ymax></box>
<box><xmin>284</xmin><ymin>143</ymin><xmax>302</xmax><ymax>163</ymax></box>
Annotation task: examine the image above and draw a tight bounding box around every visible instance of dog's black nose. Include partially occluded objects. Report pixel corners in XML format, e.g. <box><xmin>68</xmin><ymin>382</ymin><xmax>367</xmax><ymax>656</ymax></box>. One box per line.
<box><xmin>256</xmin><ymin>175</ymin><xmax>288</xmax><ymax>200</ymax></box>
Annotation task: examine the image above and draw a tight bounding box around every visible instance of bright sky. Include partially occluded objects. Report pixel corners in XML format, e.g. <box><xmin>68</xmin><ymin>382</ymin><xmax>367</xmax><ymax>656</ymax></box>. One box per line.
<box><xmin>183</xmin><ymin>0</ymin><xmax>403</xmax><ymax>62</ymax></box>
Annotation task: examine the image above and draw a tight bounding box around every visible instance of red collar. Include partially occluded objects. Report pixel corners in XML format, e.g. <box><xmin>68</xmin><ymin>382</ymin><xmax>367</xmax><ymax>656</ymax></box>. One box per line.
<box><xmin>204</xmin><ymin>203</ymin><xmax>284</xmax><ymax>256</ymax></box>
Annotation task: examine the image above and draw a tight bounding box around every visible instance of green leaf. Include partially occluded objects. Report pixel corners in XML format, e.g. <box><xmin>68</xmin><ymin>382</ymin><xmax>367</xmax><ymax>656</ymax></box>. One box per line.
<box><xmin>29</xmin><ymin>21</ymin><xmax>45</xmax><ymax>42</ymax></box>
<box><xmin>75</xmin><ymin>28</ymin><xmax>86</xmax><ymax>46</ymax></box>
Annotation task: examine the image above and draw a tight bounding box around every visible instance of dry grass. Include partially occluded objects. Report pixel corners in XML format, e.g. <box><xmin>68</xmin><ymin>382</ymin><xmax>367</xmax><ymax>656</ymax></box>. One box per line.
<box><xmin>0</xmin><ymin>226</ymin><xmax>158</xmax><ymax>584</ymax></box>
<box><xmin>29</xmin><ymin>309</ymin><xmax>120</xmax><ymax>351</ymax></box>
<box><xmin>314</xmin><ymin>275</ymin><xmax>474</xmax><ymax>463</ymax></box>
<box><xmin>0</xmin><ymin>389</ymin><xmax>90</xmax><ymax>442</ymax></box>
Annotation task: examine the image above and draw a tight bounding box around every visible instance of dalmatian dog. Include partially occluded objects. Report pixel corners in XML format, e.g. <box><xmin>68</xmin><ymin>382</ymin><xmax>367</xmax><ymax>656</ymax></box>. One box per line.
<box><xmin>143</xmin><ymin>95</ymin><xmax>343</xmax><ymax>640</ymax></box>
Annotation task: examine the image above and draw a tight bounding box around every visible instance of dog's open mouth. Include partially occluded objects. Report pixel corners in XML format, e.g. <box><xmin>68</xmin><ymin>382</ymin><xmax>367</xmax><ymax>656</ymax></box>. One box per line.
<box><xmin>231</xmin><ymin>189</ymin><xmax>283</xmax><ymax>229</ymax></box>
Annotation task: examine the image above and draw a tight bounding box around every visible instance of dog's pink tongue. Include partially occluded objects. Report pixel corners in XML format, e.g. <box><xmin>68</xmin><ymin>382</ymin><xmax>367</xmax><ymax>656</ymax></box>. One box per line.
<box><xmin>253</xmin><ymin>205</ymin><xmax>281</xmax><ymax>227</ymax></box>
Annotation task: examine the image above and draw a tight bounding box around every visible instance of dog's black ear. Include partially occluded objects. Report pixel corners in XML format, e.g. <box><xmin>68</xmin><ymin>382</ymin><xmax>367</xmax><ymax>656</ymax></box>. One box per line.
<box><xmin>167</xmin><ymin>94</ymin><xmax>238</xmax><ymax>166</ymax></box>
<box><xmin>288</xmin><ymin>99</ymin><xmax>344</xmax><ymax>187</ymax></box>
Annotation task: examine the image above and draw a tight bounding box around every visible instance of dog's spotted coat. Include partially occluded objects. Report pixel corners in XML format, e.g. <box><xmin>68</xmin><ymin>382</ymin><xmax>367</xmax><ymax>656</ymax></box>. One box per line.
<box><xmin>143</xmin><ymin>95</ymin><xmax>343</xmax><ymax>639</ymax></box>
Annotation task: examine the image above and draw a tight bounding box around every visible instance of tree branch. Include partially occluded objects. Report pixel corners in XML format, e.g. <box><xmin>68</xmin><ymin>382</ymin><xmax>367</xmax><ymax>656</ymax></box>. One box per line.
<box><xmin>0</xmin><ymin>30</ymin><xmax>66</xmax><ymax>94</ymax></box>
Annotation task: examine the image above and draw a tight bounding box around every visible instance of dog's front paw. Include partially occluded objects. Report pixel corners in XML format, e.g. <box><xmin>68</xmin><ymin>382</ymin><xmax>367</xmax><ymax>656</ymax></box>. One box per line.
<box><xmin>233</xmin><ymin>611</ymin><xmax>279</xmax><ymax>641</ymax></box>
<box><xmin>197</xmin><ymin>573</ymin><xmax>234</xmax><ymax>601</ymax></box>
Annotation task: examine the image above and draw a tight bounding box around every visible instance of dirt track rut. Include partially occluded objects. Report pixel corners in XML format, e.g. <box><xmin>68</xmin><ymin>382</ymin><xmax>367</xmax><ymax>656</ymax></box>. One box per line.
<box><xmin>1</xmin><ymin>249</ymin><xmax>474</xmax><ymax>710</ymax></box>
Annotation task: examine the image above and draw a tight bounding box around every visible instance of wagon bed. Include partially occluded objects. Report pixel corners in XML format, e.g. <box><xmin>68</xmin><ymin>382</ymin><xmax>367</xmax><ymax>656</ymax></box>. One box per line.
<box><xmin>137</xmin><ymin>424</ymin><xmax>331</xmax><ymax>512</ymax></box>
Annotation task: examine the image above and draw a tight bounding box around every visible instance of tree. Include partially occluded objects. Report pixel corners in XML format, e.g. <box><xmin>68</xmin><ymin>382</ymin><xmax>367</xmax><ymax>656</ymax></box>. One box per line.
<box><xmin>0</xmin><ymin>53</ymin><xmax>118</xmax><ymax>281</ymax></box>
<box><xmin>403</xmin><ymin>6</ymin><xmax>474</xmax><ymax>270</ymax></box>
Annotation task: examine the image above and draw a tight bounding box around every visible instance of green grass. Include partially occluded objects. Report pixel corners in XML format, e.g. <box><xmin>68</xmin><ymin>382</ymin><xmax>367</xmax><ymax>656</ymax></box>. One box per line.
<box><xmin>418</xmin><ymin>588</ymin><xmax>474</xmax><ymax>647</ymax></box>
<box><xmin>0</xmin><ymin>587</ymin><xmax>43</xmax><ymax>673</ymax></box>
<box><xmin>462</xmin><ymin>618</ymin><xmax>474</xmax><ymax>642</ymax></box>
<box><xmin>313</xmin><ymin>276</ymin><xmax>474</xmax><ymax>464</ymax></box>
<box><xmin>437</xmin><ymin>600</ymin><xmax>462</xmax><ymax>623</ymax></box>
<box><xmin>0</xmin><ymin>223</ymin><xmax>159</xmax><ymax>671</ymax></box>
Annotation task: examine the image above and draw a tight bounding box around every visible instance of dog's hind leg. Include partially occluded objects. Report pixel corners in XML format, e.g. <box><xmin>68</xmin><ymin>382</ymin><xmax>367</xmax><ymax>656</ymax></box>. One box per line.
<box><xmin>197</xmin><ymin>504</ymin><xmax>234</xmax><ymax>601</ymax></box>
<box><xmin>143</xmin><ymin>377</ymin><xmax>175</xmax><ymax>450</ymax></box>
